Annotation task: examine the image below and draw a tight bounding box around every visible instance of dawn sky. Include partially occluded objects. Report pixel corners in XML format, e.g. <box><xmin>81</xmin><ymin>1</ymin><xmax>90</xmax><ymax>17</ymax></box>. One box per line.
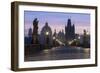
<box><xmin>24</xmin><ymin>11</ymin><xmax>90</xmax><ymax>37</ymax></box>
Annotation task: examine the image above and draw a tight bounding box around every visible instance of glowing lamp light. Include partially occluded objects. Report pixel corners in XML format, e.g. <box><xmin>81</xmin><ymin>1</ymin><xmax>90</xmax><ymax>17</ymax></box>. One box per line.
<box><xmin>68</xmin><ymin>41</ymin><xmax>72</xmax><ymax>45</ymax></box>
<box><xmin>87</xmin><ymin>31</ymin><xmax>89</xmax><ymax>35</ymax></box>
<box><xmin>53</xmin><ymin>37</ymin><xmax>55</xmax><ymax>40</ymax></box>
<box><xmin>46</xmin><ymin>31</ymin><xmax>49</xmax><ymax>35</ymax></box>
<box><xmin>78</xmin><ymin>36</ymin><xmax>80</xmax><ymax>39</ymax></box>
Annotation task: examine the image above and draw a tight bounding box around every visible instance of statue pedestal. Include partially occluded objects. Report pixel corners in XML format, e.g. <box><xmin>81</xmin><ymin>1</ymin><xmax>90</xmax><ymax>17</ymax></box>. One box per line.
<box><xmin>32</xmin><ymin>35</ymin><xmax>39</xmax><ymax>44</ymax></box>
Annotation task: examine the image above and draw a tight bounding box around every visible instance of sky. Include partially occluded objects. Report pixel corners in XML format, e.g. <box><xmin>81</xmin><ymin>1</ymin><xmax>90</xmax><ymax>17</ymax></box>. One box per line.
<box><xmin>24</xmin><ymin>11</ymin><xmax>90</xmax><ymax>37</ymax></box>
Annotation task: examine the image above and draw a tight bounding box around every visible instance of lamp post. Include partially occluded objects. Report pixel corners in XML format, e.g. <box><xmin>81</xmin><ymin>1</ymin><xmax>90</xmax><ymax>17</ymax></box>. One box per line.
<box><xmin>45</xmin><ymin>31</ymin><xmax>49</xmax><ymax>49</ymax></box>
<box><xmin>53</xmin><ymin>36</ymin><xmax>56</xmax><ymax>46</ymax></box>
<box><xmin>78</xmin><ymin>36</ymin><xmax>80</xmax><ymax>39</ymax></box>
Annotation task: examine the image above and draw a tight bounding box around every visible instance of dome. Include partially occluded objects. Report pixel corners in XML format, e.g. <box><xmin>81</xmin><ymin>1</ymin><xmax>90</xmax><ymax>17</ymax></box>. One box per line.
<box><xmin>39</xmin><ymin>22</ymin><xmax>53</xmax><ymax>46</ymax></box>
<box><xmin>41</xmin><ymin>22</ymin><xmax>52</xmax><ymax>35</ymax></box>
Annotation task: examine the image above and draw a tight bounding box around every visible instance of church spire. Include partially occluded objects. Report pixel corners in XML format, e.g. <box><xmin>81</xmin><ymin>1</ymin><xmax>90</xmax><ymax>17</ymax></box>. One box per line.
<box><xmin>45</xmin><ymin>22</ymin><xmax>48</xmax><ymax>26</ymax></box>
<box><xmin>72</xmin><ymin>24</ymin><xmax>75</xmax><ymax>39</ymax></box>
<box><xmin>67</xmin><ymin>19</ymin><xmax>71</xmax><ymax>28</ymax></box>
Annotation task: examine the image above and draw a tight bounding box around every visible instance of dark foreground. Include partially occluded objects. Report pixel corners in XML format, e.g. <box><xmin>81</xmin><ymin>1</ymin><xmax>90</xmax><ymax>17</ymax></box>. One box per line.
<box><xmin>24</xmin><ymin>46</ymin><xmax>90</xmax><ymax>61</ymax></box>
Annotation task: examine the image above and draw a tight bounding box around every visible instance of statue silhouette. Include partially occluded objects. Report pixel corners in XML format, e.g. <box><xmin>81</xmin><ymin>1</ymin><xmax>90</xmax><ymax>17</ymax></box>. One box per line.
<box><xmin>33</xmin><ymin>18</ymin><xmax>38</xmax><ymax>35</ymax></box>
<box><xmin>32</xmin><ymin>18</ymin><xmax>39</xmax><ymax>44</ymax></box>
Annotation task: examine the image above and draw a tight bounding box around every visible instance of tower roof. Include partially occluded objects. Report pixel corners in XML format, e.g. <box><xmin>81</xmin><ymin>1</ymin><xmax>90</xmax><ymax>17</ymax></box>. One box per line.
<box><xmin>41</xmin><ymin>22</ymin><xmax>52</xmax><ymax>35</ymax></box>
<box><xmin>67</xmin><ymin>18</ymin><xmax>71</xmax><ymax>27</ymax></box>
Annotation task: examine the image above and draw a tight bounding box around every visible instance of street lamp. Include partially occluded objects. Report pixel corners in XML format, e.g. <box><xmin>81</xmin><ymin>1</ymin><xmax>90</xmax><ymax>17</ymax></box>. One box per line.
<box><xmin>53</xmin><ymin>36</ymin><xmax>55</xmax><ymax>40</ymax></box>
<box><xmin>53</xmin><ymin>36</ymin><xmax>56</xmax><ymax>46</ymax></box>
<box><xmin>78</xmin><ymin>36</ymin><xmax>80</xmax><ymax>39</ymax></box>
<box><xmin>45</xmin><ymin>31</ymin><xmax>49</xmax><ymax>49</ymax></box>
<box><xmin>46</xmin><ymin>31</ymin><xmax>49</xmax><ymax>35</ymax></box>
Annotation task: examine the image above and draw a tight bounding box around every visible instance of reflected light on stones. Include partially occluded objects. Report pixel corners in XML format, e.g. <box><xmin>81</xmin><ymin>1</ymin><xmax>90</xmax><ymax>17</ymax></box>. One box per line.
<box><xmin>43</xmin><ymin>49</ymin><xmax>49</xmax><ymax>53</ymax></box>
<box><xmin>84</xmin><ymin>48</ymin><xmax>90</xmax><ymax>53</ymax></box>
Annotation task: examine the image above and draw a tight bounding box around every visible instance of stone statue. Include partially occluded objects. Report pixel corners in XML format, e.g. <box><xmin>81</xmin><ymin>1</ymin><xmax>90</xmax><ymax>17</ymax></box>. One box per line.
<box><xmin>32</xmin><ymin>18</ymin><xmax>39</xmax><ymax>44</ymax></box>
<box><xmin>83</xmin><ymin>29</ymin><xmax>88</xmax><ymax>47</ymax></box>
<box><xmin>33</xmin><ymin>18</ymin><xmax>38</xmax><ymax>34</ymax></box>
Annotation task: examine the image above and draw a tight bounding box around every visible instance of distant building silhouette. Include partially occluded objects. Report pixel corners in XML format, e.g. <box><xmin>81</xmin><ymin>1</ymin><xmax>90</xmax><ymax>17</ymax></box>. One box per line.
<box><xmin>25</xmin><ymin>28</ymin><xmax>32</xmax><ymax>44</ymax></box>
<box><xmin>28</xmin><ymin>28</ymin><xmax>32</xmax><ymax>38</ymax></box>
<box><xmin>57</xmin><ymin>30</ymin><xmax>65</xmax><ymax>43</ymax></box>
<box><xmin>65</xmin><ymin>19</ymin><xmax>75</xmax><ymax>41</ymax></box>
<box><xmin>25</xmin><ymin>18</ymin><xmax>78</xmax><ymax>47</ymax></box>
<box><xmin>39</xmin><ymin>22</ymin><xmax>53</xmax><ymax>47</ymax></box>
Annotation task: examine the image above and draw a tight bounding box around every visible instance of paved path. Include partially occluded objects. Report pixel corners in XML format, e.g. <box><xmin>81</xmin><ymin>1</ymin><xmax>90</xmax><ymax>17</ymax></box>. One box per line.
<box><xmin>25</xmin><ymin>46</ymin><xmax>90</xmax><ymax>61</ymax></box>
